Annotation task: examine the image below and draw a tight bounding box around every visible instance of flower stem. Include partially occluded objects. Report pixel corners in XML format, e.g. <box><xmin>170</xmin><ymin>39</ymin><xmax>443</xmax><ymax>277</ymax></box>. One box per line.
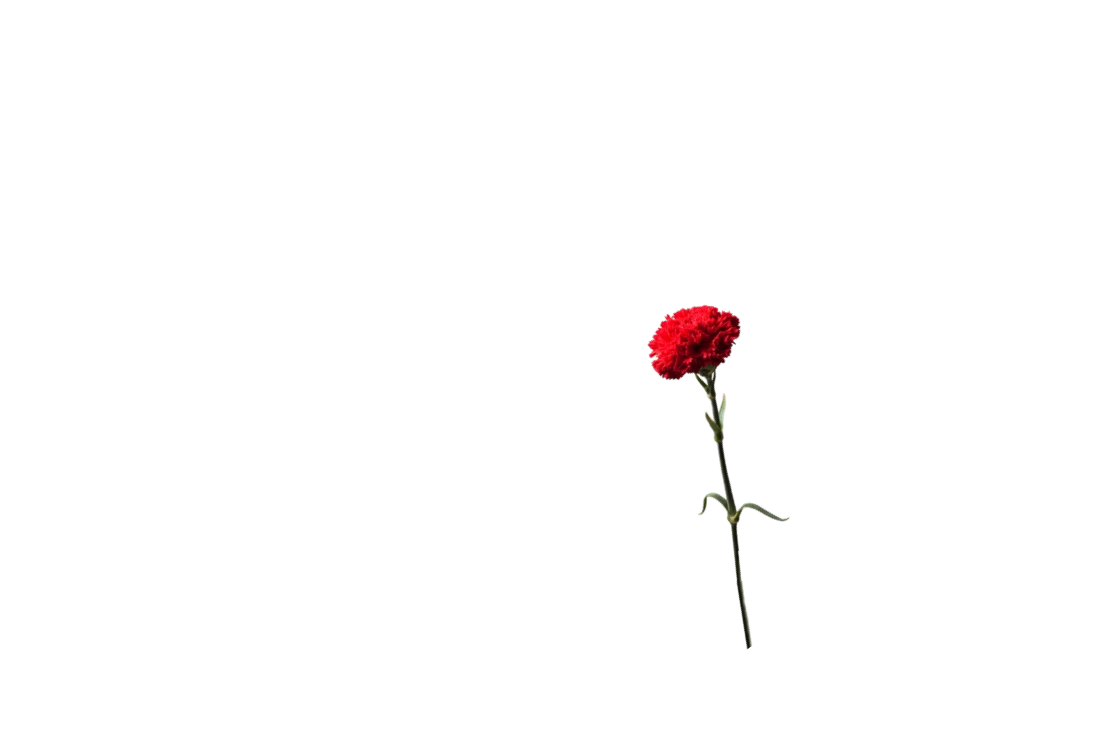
<box><xmin>730</xmin><ymin>512</ymin><xmax>748</xmax><ymax>650</ymax></box>
<box><xmin>707</xmin><ymin>371</ymin><xmax>751</xmax><ymax>649</ymax></box>
<box><xmin>704</xmin><ymin>386</ymin><xmax>730</xmax><ymax>512</ymax></box>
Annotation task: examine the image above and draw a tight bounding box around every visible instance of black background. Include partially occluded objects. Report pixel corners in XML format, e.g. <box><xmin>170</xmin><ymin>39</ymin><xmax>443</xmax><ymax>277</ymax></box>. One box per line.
<box><xmin>646</xmin><ymin>303</ymin><xmax>1095</xmax><ymax>655</ymax></box>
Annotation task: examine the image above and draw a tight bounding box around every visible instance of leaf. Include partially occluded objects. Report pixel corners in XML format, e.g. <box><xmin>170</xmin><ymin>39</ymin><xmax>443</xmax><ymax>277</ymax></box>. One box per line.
<box><xmin>704</xmin><ymin>412</ymin><xmax>722</xmax><ymax>440</ymax></box>
<box><xmin>739</xmin><ymin>499</ymin><xmax>792</xmax><ymax>521</ymax></box>
<box><xmin>694</xmin><ymin>373</ymin><xmax>709</xmax><ymax>393</ymax></box>
<box><xmin>719</xmin><ymin>393</ymin><xmax>726</xmax><ymax>426</ymax></box>
<box><xmin>699</xmin><ymin>490</ymin><xmax>726</xmax><ymax>518</ymax></box>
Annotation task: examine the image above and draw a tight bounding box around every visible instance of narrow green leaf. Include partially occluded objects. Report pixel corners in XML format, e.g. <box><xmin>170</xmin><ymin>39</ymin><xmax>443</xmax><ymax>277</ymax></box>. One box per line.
<box><xmin>699</xmin><ymin>490</ymin><xmax>726</xmax><ymax>518</ymax></box>
<box><xmin>704</xmin><ymin>412</ymin><xmax>722</xmax><ymax>440</ymax></box>
<box><xmin>739</xmin><ymin>499</ymin><xmax>792</xmax><ymax>521</ymax></box>
<box><xmin>694</xmin><ymin>373</ymin><xmax>709</xmax><ymax>393</ymax></box>
<box><xmin>719</xmin><ymin>393</ymin><xmax>726</xmax><ymax>426</ymax></box>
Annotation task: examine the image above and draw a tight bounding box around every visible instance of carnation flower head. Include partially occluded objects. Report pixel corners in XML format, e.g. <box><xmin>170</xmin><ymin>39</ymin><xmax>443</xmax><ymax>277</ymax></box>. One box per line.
<box><xmin>648</xmin><ymin>306</ymin><xmax>740</xmax><ymax>380</ymax></box>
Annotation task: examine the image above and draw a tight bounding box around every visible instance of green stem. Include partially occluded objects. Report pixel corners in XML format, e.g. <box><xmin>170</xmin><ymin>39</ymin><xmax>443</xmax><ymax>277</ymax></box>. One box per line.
<box><xmin>730</xmin><ymin>516</ymin><xmax>748</xmax><ymax>646</ymax></box>
<box><xmin>712</xmin><ymin>393</ymin><xmax>730</xmax><ymax>507</ymax></box>
<box><xmin>707</xmin><ymin>370</ymin><xmax>751</xmax><ymax>649</ymax></box>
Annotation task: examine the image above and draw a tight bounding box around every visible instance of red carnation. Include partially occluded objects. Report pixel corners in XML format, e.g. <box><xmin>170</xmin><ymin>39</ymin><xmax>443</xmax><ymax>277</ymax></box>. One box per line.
<box><xmin>649</xmin><ymin>305</ymin><xmax>786</xmax><ymax>649</ymax></box>
<box><xmin>648</xmin><ymin>306</ymin><xmax>741</xmax><ymax>380</ymax></box>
